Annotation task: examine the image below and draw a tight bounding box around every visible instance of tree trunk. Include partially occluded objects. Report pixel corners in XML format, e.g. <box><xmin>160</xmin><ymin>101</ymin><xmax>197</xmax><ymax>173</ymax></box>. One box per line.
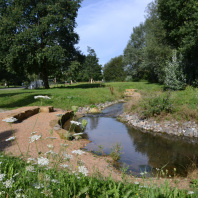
<box><xmin>42</xmin><ymin>62</ymin><xmax>50</xmax><ymax>89</ymax></box>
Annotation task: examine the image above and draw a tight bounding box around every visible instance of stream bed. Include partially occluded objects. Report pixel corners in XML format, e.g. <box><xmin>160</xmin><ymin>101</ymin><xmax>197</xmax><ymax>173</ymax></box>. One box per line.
<box><xmin>80</xmin><ymin>103</ymin><xmax>198</xmax><ymax>176</ymax></box>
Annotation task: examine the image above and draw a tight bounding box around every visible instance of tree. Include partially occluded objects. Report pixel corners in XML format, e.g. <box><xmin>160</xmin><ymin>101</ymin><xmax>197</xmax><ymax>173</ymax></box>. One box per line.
<box><xmin>81</xmin><ymin>47</ymin><xmax>102</xmax><ymax>82</ymax></box>
<box><xmin>158</xmin><ymin>0</ymin><xmax>198</xmax><ymax>84</ymax></box>
<box><xmin>66</xmin><ymin>61</ymin><xmax>81</xmax><ymax>83</ymax></box>
<box><xmin>143</xmin><ymin>0</ymin><xmax>172</xmax><ymax>83</ymax></box>
<box><xmin>103</xmin><ymin>55</ymin><xmax>127</xmax><ymax>82</ymax></box>
<box><xmin>0</xmin><ymin>0</ymin><xmax>82</xmax><ymax>88</ymax></box>
<box><xmin>123</xmin><ymin>23</ymin><xmax>145</xmax><ymax>81</ymax></box>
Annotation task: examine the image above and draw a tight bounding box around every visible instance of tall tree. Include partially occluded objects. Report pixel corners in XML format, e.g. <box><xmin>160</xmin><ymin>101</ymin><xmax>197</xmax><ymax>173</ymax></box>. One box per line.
<box><xmin>0</xmin><ymin>0</ymin><xmax>82</xmax><ymax>88</ymax></box>
<box><xmin>143</xmin><ymin>0</ymin><xmax>172</xmax><ymax>83</ymax></box>
<box><xmin>158</xmin><ymin>0</ymin><xmax>198</xmax><ymax>84</ymax></box>
<box><xmin>123</xmin><ymin>23</ymin><xmax>145</xmax><ymax>81</ymax></box>
<box><xmin>103</xmin><ymin>55</ymin><xmax>126</xmax><ymax>82</ymax></box>
<box><xmin>82</xmin><ymin>47</ymin><xmax>102</xmax><ymax>82</ymax></box>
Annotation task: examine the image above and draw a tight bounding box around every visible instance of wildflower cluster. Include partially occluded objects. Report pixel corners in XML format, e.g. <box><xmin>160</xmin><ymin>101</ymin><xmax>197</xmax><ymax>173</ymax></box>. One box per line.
<box><xmin>70</xmin><ymin>120</ymin><xmax>81</xmax><ymax>126</ymax></box>
<box><xmin>78</xmin><ymin>166</ymin><xmax>88</xmax><ymax>176</ymax></box>
<box><xmin>29</xmin><ymin>134</ymin><xmax>41</xmax><ymax>143</ymax></box>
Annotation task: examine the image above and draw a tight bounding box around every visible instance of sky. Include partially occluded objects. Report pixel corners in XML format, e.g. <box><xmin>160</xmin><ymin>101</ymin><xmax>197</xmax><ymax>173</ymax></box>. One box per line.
<box><xmin>75</xmin><ymin>0</ymin><xmax>152</xmax><ymax>66</ymax></box>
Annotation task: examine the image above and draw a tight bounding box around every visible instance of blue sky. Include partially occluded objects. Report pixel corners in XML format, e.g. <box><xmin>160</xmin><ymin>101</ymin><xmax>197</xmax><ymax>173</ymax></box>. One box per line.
<box><xmin>75</xmin><ymin>0</ymin><xmax>152</xmax><ymax>66</ymax></box>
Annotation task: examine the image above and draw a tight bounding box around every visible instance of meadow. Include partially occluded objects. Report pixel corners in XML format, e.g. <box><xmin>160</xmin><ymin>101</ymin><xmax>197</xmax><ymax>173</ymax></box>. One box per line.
<box><xmin>0</xmin><ymin>81</ymin><xmax>198</xmax><ymax>197</ymax></box>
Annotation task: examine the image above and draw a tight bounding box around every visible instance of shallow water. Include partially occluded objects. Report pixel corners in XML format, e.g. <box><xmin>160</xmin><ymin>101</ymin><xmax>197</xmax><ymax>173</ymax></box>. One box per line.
<box><xmin>81</xmin><ymin>103</ymin><xmax>198</xmax><ymax>176</ymax></box>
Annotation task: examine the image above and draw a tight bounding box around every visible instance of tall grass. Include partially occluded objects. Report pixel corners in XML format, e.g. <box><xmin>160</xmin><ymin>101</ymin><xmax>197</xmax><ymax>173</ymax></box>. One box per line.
<box><xmin>0</xmin><ymin>153</ymin><xmax>194</xmax><ymax>197</ymax></box>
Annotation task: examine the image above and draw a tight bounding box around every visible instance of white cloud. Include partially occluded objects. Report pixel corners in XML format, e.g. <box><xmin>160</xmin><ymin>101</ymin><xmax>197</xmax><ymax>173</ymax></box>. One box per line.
<box><xmin>75</xmin><ymin>0</ymin><xmax>152</xmax><ymax>66</ymax></box>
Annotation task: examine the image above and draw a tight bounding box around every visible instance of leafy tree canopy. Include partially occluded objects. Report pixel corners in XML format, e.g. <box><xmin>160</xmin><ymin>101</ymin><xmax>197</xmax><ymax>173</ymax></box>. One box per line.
<box><xmin>158</xmin><ymin>0</ymin><xmax>198</xmax><ymax>84</ymax></box>
<box><xmin>81</xmin><ymin>47</ymin><xmax>102</xmax><ymax>82</ymax></box>
<box><xmin>0</xmin><ymin>0</ymin><xmax>82</xmax><ymax>88</ymax></box>
<box><xmin>103</xmin><ymin>55</ymin><xmax>127</xmax><ymax>82</ymax></box>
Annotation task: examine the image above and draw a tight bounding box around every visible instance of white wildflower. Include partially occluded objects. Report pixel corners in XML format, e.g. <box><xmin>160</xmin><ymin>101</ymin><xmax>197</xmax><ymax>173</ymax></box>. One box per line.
<box><xmin>51</xmin><ymin>179</ymin><xmax>60</xmax><ymax>183</ymax></box>
<box><xmin>47</xmin><ymin>144</ymin><xmax>54</xmax><ymax>149</ymax></box>
<box><xmin>78</xmin><ymin>166</ymin><xmax>88</xmax><ymax>176</ymax></box>
<box><xmin>45</xmin><ymin>150</ymin><xmax>57</xmax><ymax>156</ymax></box>
<box><xmin>60</xmin><ymin>164</ymin><xmax>69</xmax><ymax>168</ymax></box>
<box><xmin>187</xmin><ymin>191</ymin><xmax>194</xmax><ymax>195</ymax></box>
<box><xmin>0</xmin><ymin>173</ymin><xmax>6</xmax><ymax>181</ymax></box>
<box><xmin>134</xmin><ymin>181</ymin><xmax>139</xmax><ymax>185</ymax></box>
<box><xmin>15</xmin><ymin>189</ymin><xmax>22</xmax><ymax>193</ymax></box>
<box><xmin>140</xmin><ymin>172</ymin><xmax>144</xmax><ymax>176</ymax></box>
<box><xmin>27</xmin><ymin>158</ymin><xmax>36</xmax><ymax>163</ymax></box>
<box><xmin>0</xmin><ymin>162</ymin><xmax>2</xmax><ymax>165</ymax></box>
<box><xmin>2</xmin><ymin>117</ymin><xmax>17</xmax><ymax>123</ymax></box>
<box><xmin>72</xmin><ymin>150</ymin><xmax>85</xmax><ymax>155</ymax></box>
<box><xmin>63</xmin><ymin>153</ymin><xmax>73</xmax><ymax>160</ymax></box>
<box><xmin>34</xmin><ymin>95</ymin><xmax>51</xmax><ymax>100</ymax></box>
<box><xmin>44</xmin><ymin>175</ymin><xmax>51</xmax><ymax>182</ymax></box>
<box><xmin>4</xmin><ymin>179</ymin><xmax>14</xmax><ymax>188</ymax></box>
<box><xmin>26</xmin><ymin>165</ymin><xmax>35</xmax><ymax>172</ymax></box>
<box><xmin>0</xmin><ymin>191</ymin><xmax>5</xmax><ymax>196</ymax></box>
<box><xmin>33</xmin><ymin>183</ymin><xmax>44</xmax><ymax>189</ymax></box>
<box><xmin>37</xmin><ymin>157</ymin><xmax>49</xmax><ymax>166</ymax></box>
<box><xmin>31</xmin><ymin>131</ymin><xmax>37</xmax><ymax>135</ymax></box>
<box><xmin>5</xmin><ymin>136</ymin><xmax>16</xmax><ymax>141</ymax></box>
<box><xmin>29</xmin><ymin>135</ymin><xmax>41</xmax><ymax>143</ymax></box>
<box><xmin>70</xmin><ymin>120</ymin><xmax>81</xmax><ymax>126</ymax></box>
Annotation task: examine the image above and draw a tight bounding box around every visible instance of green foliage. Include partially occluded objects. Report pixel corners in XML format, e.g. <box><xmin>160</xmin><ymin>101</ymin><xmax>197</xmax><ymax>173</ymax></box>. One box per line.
<box><xmin>141</xmin><ymin>91</ymin><xmax>174</xmax><ymax>118</ymax></box>
<box><xmin>123</xmin><ymin>23</ymin><xmax>146</xmax><ymax>81</ymax></box>
<box><xmin>143</xmin><ymin>0</ymin><xmax>172</xmax><ymax>83</ymax></box>
<box><xmin>164</xmin><ymin>50</ymin><xmax>186</xmax><ymax>90</ymax></box>
<box><xmin>158</xmin><ymin>0</ymin><xmax>198</xmax><ymax>85</ymax></box>
<box><xmin>103</xmin><ymin>55</ymin><xmax>127</xmax><ymax>82</ymax></box>
<box><xmin>0</xmin><ymin>0</ymin><xmax>82</xmax><ymax>88</ymax></box>
<box><xmin>80</xmin><ymin>47</ymin><xmax>103</xmax><ymax>82</ymax></box>
<box><xmin>110</xmin><ymin>142</ymin><xmax>123</xmax><ymax>161</ymax></box>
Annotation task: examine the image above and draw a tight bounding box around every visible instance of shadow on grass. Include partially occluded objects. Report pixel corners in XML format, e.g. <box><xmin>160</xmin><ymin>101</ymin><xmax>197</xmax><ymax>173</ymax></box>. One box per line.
<box><xmin>0</xmin><ymin>92</ymin><xmax>33</xmax><ymax>98</ymax></box>
<box><xmin>0</xmin><ymin>129</ymin><xmax>16</xmax><ymax>151</ymax></box>
<box><xmin>0</xmin><ymin>94</ymin><xmax>52</xmax><ymax>109</ymax></box>
<box><xmin>53</xmin><ymin>83</ymin><xmax>105</xmax><ymax>89</ymax></box>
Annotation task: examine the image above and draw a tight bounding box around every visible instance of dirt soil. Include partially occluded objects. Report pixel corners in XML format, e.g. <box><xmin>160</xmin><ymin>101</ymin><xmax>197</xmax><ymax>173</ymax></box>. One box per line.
<box><xmin>0</xmin><ymin>107</ymin><xmax>195</xmax><ymax>190</ymax></box>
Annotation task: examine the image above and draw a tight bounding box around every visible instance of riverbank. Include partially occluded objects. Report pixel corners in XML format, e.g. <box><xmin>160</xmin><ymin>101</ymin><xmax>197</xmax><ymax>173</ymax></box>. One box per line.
<box><xmin>119</xmin><ymin>112</ymin><xmax>198</xmax><ymax>142</ymax></box>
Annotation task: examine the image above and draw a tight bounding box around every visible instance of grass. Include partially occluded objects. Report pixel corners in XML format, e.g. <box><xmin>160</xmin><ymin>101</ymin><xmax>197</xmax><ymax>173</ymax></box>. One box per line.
<box><xmin>0</xmin><ymin>81</ymin><xmax>163</xmax><ymax>111</ymax></box>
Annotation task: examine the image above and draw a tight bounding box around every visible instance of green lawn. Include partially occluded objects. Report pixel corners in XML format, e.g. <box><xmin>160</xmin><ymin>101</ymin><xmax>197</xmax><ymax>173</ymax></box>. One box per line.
<box><xmin>0</xmin><ymin>81</ymin><xmax>197</xmax><ymax>122</ymax></box>
<box><xmin>0</xmin><ymin>81</ymin><xmax>162</xmax><ymax>110</ymax></box>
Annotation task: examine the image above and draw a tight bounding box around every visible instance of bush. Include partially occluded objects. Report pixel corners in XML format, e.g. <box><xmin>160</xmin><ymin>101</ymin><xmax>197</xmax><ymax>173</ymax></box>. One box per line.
<box><xmin>141</xmin><ymin>91</ymin><xmax>174</xmax><ymax>118</ymax></box>
<box><xmin>164</xmin><ymin>50</ymin><xmax>186</xmax><ymax>90</ymax></box>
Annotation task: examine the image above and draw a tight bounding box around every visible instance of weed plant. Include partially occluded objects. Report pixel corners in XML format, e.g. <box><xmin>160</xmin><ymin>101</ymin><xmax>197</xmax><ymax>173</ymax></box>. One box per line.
<box><xmin>141</xmin><ymin>91</ymin><xmax>174</xmax><ymax>118</ymax></box>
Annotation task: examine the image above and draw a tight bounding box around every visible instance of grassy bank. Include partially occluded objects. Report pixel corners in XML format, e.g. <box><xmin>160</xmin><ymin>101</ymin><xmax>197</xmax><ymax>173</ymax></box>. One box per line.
<box><xmin>0</xmin><ymin>153</ymin><xmax>194</xmax><ymax>198</ymax></box>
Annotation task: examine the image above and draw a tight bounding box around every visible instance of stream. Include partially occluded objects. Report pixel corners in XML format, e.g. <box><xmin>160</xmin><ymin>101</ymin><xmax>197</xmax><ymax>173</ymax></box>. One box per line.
<box><xmin>80</xmin><ymin>103</ymin><xmax>198</xmax><ymax>177</ymax></box>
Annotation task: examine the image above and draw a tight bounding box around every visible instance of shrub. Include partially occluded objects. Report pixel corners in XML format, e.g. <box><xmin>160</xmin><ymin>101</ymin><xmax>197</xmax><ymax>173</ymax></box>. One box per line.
<box><xmin>141</xmin><ymin>91</ymin><xmax>174</xmax><ymax>118</ymax></box>
<box><xmin>164</xmin><ymin>50</ymin><xmax>186</xmax><ymax>90</ymax></box>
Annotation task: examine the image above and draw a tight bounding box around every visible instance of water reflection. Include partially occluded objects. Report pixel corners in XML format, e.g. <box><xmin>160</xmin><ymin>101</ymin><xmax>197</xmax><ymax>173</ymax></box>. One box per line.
<box><xmin>81</xmin><ymin>103</ymin><xmax>198</xmax><ymax>176</ymax></box>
